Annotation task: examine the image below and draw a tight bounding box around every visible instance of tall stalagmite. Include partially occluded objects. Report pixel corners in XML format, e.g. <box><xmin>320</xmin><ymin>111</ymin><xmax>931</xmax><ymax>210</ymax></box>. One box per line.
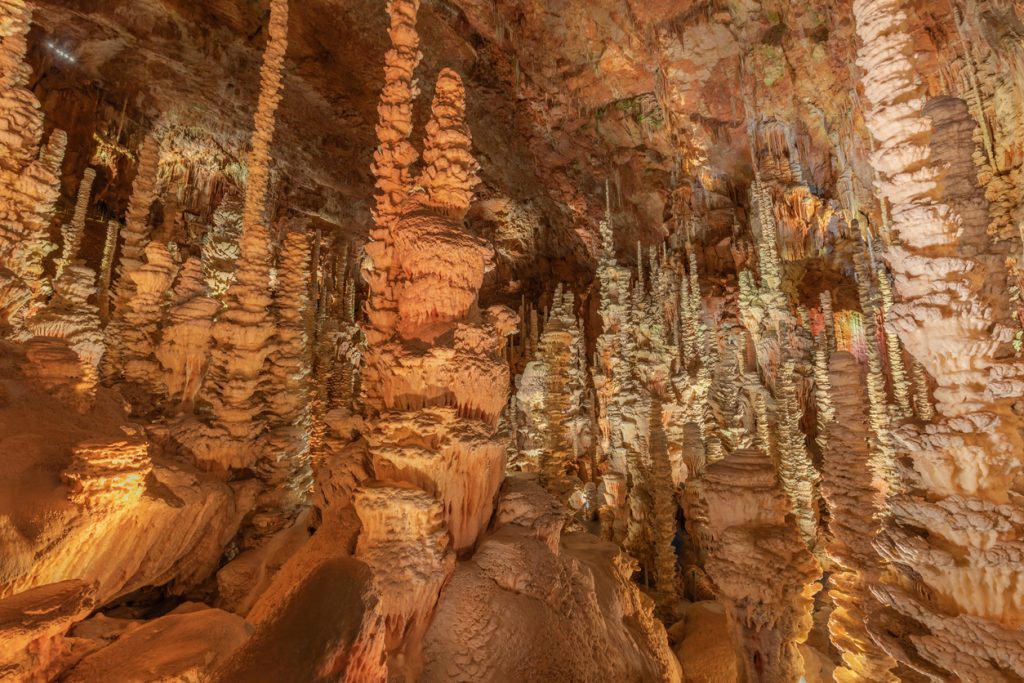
<box><xmin>185</xmin><ymin>0</ymin><xmax>288</xmax><ymax>472</ymax></box>
<box><xmin>102</xmin><ymin>136</ymin><xmax>160</xmax><ymax>381</ymax></box>
<box><xmin>355</xmin><ymin>66</ymin><xmax>516</xmax><ymax>680</ymax></box>
<box><xmin>0</xmin><ymin>0</ymin><xmax>66</xmax><ymax>335</ymax></box>
<box><xmin>855</xmin><ymin>1</ymin><xmax>1024</xmax><ymax>677</ymax></box>
<box><xmin>254</xmin><ymin>226</ymin><xmax>315</xmax><ymax>540</ymax></box>
<box><xmin>55</xmin><ymin>167</ymin><xmax>96</xmax><ymax>281</ymax></box>
<box><xmin>821</xmin><ymin>351</ymin><xmax>898</xmax><ymax>683</ymax></box>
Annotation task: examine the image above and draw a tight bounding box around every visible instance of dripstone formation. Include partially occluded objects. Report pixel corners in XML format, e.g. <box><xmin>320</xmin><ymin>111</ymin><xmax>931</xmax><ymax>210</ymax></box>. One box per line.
<box><xmin>1</xmin><ymin>0</ymin><xmax>1023</xmax><ymax>680</ymax></box>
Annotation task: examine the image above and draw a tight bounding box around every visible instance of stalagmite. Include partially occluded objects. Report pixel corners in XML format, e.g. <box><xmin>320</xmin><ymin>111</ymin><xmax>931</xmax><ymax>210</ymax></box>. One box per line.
<box><xmin>775</xmin><ymin>360</ymin><xmax>819</xmax><ymax>547</ymax></box>
<box><xmin>3</xmin><ymin>0</ymin><xmax>1023</xmax><ymax>679</ymax></box>
<box><xmin>201</xmin><ymin>195</ymin><xmax>243</xmax><ymax>299</ymax></box>
<box><xmin>97</xmin><ymin>220</ymin><xmax>119</xmax><ymax>322</ymax></box>
<box><xmin>0</xmin><ymin>0</ymin><xmax>67</xmax><ymax>334</ymax></box>
<box><xmin>102</xmin><ymin>136</ymin><xmax>161</xmax><ymax>381</ymax></box>
<box><xmin>27</xmin><ymin>264</ymin><xmax>104</xmax><ymax>407</ymax></box>
<box><xmin>121</xmin><ymin>242</ymin><xmax>178</xmax><ymax>398</ymax></box>
<box><xmin>855</xmin><ymin>1</ymin><xmax>1024</xmax><ymax>677</ymax></box>
<box><xmin>876</xmin><ymin>266</ymin><xmax>911</xmax><ymax>418</ymax></box>
<box><xmin>698</xmin><ymin>447</ymin><xmax>821</xmax><ymax>682</ymax></box>
<box><xmin>356</xmin><ymin>65</ymin><xmax>516</xmax><ymax>679</ymax></box>
<box><xmin>361</xmin><ymin>0</ymin><xmax>423</xmax><ymax>393</ymax></box>
<box><xmin>182</xmin><ymin>0</ymin><xmax>288</xmax><ymax>472</ymax></box>
<box><xmin>254</xmin><ymin>226</ymin><xmax>314</xmax><ymax>540</ymax></box>
<box><xmin>821</xmin><ymin>352</ymin><xmax>898</xmax><ymax>683</ymax></box>
<box><xmin>56</xmin><ymin>168</ymin><xmax>96</xmax><ymax>281</ymax></box>
<box><xmin>155</xmin><ymin>257</ymin><xmax>219</xmax><ymax>409</ymax></box>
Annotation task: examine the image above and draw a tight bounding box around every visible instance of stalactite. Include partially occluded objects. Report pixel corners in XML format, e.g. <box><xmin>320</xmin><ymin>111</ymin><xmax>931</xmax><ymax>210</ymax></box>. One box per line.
<box><xmin>821</xmin><ymin>352</ymin><xmax>898</xmax><ymax>683</ymax></box>
<box><xmin>56</xmin><ymin>168</ymin><xmax>96</xmax><ymax>281</ymax></box>
<box><xmin>0</xmin><ymin>0</ymin><xmax>67</xmax><ymax>335</ymax></box>
<box><xmin>102</xmin><ymin>136</ymin><xmax>161</xmax><ymax>382</ymax></box>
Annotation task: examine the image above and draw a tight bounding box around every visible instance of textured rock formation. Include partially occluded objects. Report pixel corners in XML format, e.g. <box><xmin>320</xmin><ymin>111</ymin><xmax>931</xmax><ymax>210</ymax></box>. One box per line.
<box><xmin>155</xmin><ymin>257</ymin><xmax>220</xmax><ymax>409</ymax></box>
<box><xmin>697</xmin><ymin>448</ymin><xmax>821</xmax><ymax>682</ymax></box>
<box><xmin>0</xmin><ymin>579</ymin><xmax>96</xmax><ymax>681</ymax></box>
<box><xmin>419</xmin><ymin>474</ymin><xmax>682</xmax><ymax>683</ymax></box>
<box><xmin>55</xmin><ymin>167</ymin><xmax>96</xmax><ymax>281</ymax></box>
<box><xmin>821</xmin><ymin>352</ymin><xmax>898</xmax><ymax>683</ymax></box>
<box><xmin>101</xmin><ymin>135</ymin><xmax>161</xmax><ymax>381</ymax></box>
<box><xmin>855</xmin><ymin>3</ymin><xmax>1024</xmax><ymax>677</ymax></box>
<box><xmin>0</xmin><ymin>0</ymin><xmax>66</xmax><ymax>335</ymax></box>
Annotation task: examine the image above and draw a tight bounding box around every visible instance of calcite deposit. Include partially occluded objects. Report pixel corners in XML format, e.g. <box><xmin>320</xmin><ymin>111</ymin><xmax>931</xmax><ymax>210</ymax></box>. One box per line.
<box><xmin>2</xmin><ymin>0</ymin><xmax>1024</xmax><ymax>680</ymax></box>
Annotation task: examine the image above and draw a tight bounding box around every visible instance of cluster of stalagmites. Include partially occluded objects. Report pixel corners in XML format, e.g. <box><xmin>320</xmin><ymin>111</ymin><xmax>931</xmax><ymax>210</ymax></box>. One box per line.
<box><xmin>7</xmin><ymin>0</ymin><xmax>1024</xmax><ymax>679</ymax></box>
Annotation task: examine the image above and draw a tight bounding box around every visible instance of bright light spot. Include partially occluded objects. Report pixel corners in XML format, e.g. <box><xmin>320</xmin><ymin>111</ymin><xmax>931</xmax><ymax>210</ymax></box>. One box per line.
<box><xmin>45</xmin><ymin>41</ymin><xmax>77</xmax><ymax>63</ymax></box>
